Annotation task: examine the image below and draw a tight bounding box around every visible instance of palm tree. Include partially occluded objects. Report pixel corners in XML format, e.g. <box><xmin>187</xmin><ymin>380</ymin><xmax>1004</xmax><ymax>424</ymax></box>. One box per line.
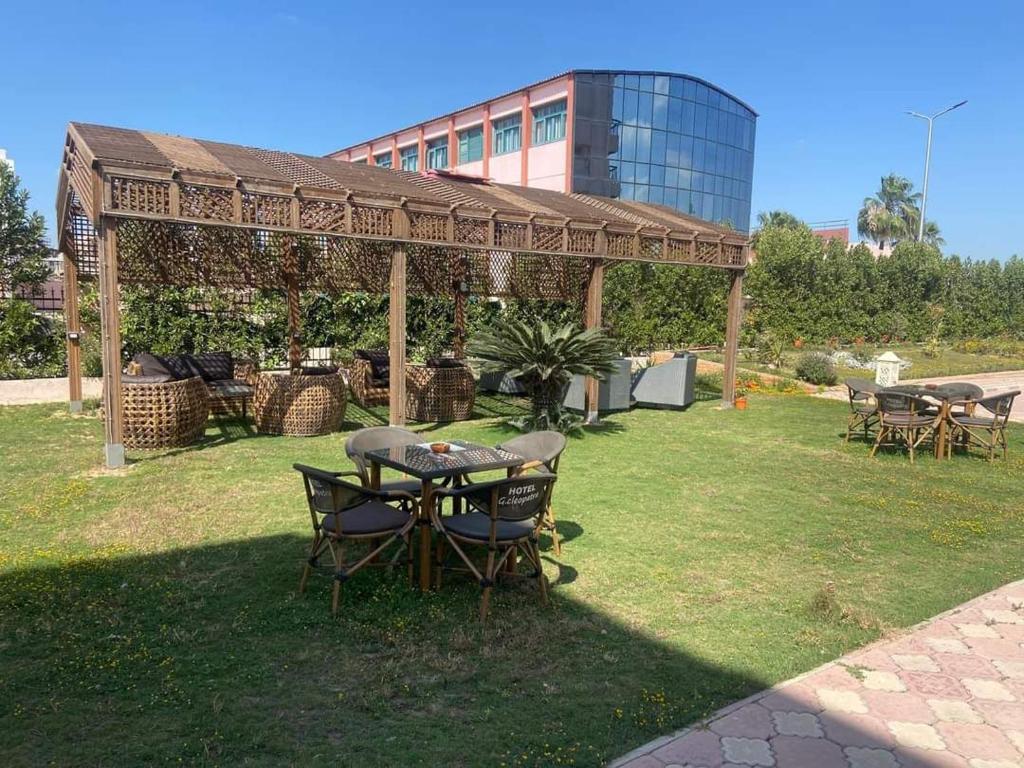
<box><xmin>467</xmin><ymin>320</ymin><xmax>619</xmax><ymax>432</ymax></box>
<box><xmin>756</xmin><ymin>210</ymin><xmax>804</xmax><ymax>230</ymax></box>
<box><xmin>857</xmin><ymin>174</ymin><xmax>922</xmax><ymax>250</ymax></box>
<box><xmin>922</xmin><ymin>220</ymin><xmax>945</xmax><ymax>248</ymax></box>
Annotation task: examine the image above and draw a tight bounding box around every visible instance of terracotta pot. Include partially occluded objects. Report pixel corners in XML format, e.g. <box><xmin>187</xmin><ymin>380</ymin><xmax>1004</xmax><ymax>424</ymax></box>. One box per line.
<box><xmin>735</xmin><ymin>396</ymin><xmax>748</xmax><ymax>411</ymax></box>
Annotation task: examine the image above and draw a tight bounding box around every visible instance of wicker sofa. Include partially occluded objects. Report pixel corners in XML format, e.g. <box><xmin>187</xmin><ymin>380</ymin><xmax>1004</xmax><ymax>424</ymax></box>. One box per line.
<box><xmin>118</xmin><ymin>376</ymin><xmax>210</xmax><ymax>450</ymax></box>
<box><xmin>251</xmin><ymin>370</ymin><xmax>347</xmax><ymax>436</ymax></box>
<box><xmin>129</xmin><ymin>352</ymin><xmax>257</xmax><ymax>417</ymax></box>
<box><xmin>348</xmin><ymin>350</ymin><xmax>475</xmax><ymax>422</ymax></box>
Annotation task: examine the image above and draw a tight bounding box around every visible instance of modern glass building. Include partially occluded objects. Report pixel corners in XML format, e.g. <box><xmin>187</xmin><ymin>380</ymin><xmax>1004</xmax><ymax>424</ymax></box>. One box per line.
<box><xmin>330</xmin><ymin>69</ymin><xmax>756</xmax><ymax>232</ymax></box>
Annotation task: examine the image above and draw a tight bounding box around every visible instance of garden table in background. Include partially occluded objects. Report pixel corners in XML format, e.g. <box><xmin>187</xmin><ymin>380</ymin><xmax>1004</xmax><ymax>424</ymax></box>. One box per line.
<box><xmin>366</xmin><ymin>441</ymin><xmax>523</xmax><ymax>590</ymax></box>
<box><xmin>889</xmin><ymin>382</ymin><xmax>981</xmax><ymax>460</ymax></box>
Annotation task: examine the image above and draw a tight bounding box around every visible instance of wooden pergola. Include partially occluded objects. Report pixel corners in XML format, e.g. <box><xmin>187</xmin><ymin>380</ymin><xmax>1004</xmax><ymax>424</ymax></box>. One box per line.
<box><xmin>56</xmin><ymin>123</ymin><xmax>750</xmax><ymax>468</ymax></box>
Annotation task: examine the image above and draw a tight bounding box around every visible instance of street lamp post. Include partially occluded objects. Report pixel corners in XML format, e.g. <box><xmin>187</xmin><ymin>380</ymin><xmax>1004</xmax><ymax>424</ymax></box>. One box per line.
<box><xmin>906</xmin><ymin>100</ymin><xmax>967</xmax><ymax>241</ymax></box>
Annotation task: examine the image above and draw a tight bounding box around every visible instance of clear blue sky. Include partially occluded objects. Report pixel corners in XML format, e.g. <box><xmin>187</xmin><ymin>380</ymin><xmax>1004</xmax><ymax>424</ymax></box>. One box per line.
<box><xmin>4</xmin><ymin>0</ymin><xmax>1021</xmax><ymax>259</ymax></box>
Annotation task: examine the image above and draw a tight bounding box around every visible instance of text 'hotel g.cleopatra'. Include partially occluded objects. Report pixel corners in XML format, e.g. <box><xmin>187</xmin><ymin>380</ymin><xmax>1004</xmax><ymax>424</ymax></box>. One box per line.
<box><xmin>329</xmin><ymin>70</ymin><xmax>757</xmax><ymax>233</ymax></box>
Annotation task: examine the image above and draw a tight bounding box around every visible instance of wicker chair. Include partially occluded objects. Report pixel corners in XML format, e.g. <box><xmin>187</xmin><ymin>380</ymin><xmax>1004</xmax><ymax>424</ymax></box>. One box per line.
<box><xmin>207</xmin><ymin>358</ymin><xmax>259</xmax><ymax>417</ymax></box>
<box><xmin>497</xmin><ymin>431</ymin><xmax>567</xmax><ymax>555</ymax></box>
<box><xmin>406</xmin><ymin>363</ymin><xmax>475</xmax><ymax>422</ymax></box>
<box><xmin>869</xmin><ymin>390</ymin><xmax>941</xmax><ymax>463</ymax></box>
<box><xmin>348</xmin><ymin>355</ymin><xmax>390</xmax><ymax>407</ymax></box>
<box><xmin>251</xmin><ymin>372</ymin><xmax>347</xmax><ymax>436</ymax></box>
<box><xmin>344</xmin><ymin>426</ymin><xmax>426</xmax><ymax>497</ymax></box>
<box><xmin>843</xmin><ymin>377</ymin><xmax>880</xmax><ymax>443</ymax></box>
<box><xmin>120</xmin><ymin>375</ymin><xmax>210</xmax><ymax>450</ymax></box>
<box><xmin>947</xmin><ymin>390</ymin><xmax>1019</xmax><ymax>461</ymax></box>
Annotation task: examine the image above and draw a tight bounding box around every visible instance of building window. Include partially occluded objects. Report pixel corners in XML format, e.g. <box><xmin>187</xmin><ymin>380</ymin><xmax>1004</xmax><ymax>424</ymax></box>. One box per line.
<box><xmin>458</xmin><ymin>126</ymin><xmax>483</xmax><ymax>163</ymax></box>
<box><xmin>374</xmin><ymin>152</ymin><xmax>392</xmax><ymax>168</ymax></box>
<box><xmin>532</xmin><ymin>99</ymin><xmax>567</xmax><ymax>145</ymax></box>
<box><xmin>426</xmin><ymin>137</ymin><xmax>448</xmax><ymax>169</ymax></box>
<box><xmin>399</xmin><ymin>145</ymin><xmax>418</xmax><ymax>172</ymax></box>
<box><xmin>492</xmin><ymin>113</ymin><xmax>521</xmax><ymax>155</ymax></box>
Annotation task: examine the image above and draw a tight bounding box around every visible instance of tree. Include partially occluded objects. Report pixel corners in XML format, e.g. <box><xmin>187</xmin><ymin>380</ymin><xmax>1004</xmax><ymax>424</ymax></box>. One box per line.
<box><xmin>0</xmin><ymin>162</ymin><xmax>50</xmax><ymax>292</ymax></box>
<box><xmin>922</xmin><ymin>220</ymin><xmax>945</xmax><ymax>248</ymax></box>
<box><xmin>467</xmin><ymin>320</ymin><xmax>618</xmax><ymax>433</ymax></box>
<box><xmin>756</xmin><ymin>210</ymin><xmax>804</xmax><ymax>230</ymax></box>
<box><xmin>857</xmin><ymin>174</ymin><xmax>921</xmax><ymax>251</ymax></box>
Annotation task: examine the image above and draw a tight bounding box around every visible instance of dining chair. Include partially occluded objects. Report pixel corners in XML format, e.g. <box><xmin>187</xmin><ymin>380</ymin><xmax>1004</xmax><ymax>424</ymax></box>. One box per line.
<box><xmin>294</xmin><ymin>463</ymin><xmax>417</xmax><ymax>614</ymax></box>
<box><xmin>496</xmin><ymin>431</ymin><xmax>567</xmax><ymax>554</ymax></box>
<box><xmin>870</xmin><ymin>390</ymin><xmax>941</xmax><ymax>463</ymax></box>
<box><xmin>843</xmin><ymin>377</ymin><xmax>880</xmax><ymax>443</ymax></box>
<box><xmin>946</xmin><ymin>390</ymin><xmax>1019</xmax><ymax>461</ymax></box>
<box><xmin>345</xmin><ymin>426</ymin><xmax>425</xmax><ymax>496</ymax></box>
<box><xmin>429</xmin><ymin>474</ymin><xmax>557</xmax><ymax>621</ymax></box>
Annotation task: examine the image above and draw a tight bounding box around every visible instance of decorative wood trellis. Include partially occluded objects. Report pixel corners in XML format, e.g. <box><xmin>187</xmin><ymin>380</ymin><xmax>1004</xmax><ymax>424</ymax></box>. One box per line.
<box><xmin>55</xmin><ymin>122</ymin><xmax>749</xmax><ymax>467</ymax></box>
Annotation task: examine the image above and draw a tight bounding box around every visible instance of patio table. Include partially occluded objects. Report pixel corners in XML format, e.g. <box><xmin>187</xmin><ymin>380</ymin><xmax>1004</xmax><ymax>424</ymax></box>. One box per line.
<box><xmin>888</xmin><ymin>382</ymin><xmax>980</xmax><ymax>460</ymax></box>
<box><xmin>366</xmin><ymin>440</ymin><xmax>523</xmax><ymax>590</ymax></box>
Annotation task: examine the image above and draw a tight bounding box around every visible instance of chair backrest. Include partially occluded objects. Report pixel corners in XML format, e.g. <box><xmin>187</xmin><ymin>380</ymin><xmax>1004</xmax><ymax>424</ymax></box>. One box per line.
<box><xmin>937</xmin><ymin>382</ymin><xmax>985</xmax><ymax>401</ymax></box>
<box><xmin>344</xmin><ymin>427</ymin><xmax>421</xmax><ymax>481</ymax></box>
<box><xmin>465</xmin><ymin>475</ymin><xmax>557</xmax><ymax>522</ymax></box>
<box><xmin>845</xmin><ymin>377</ymin><xmax>879</xmax><ymax>409</ymax></box>
<box><xmin>976</xmin><ymin>390</ymin><xmax>1020</xmax><ymax>425</ymax></box>
<box><xmin>496</xmin><ymin>430</ymin><xmax>567</xmax><ymax>472</ymax></box>
<box><xmin>876</xmin><ymin>390</ymin><xmax>928</xmax><ymax>416</ymax></box>
<box><xmin>294</xmin><ymin>464</ymin><xmax>370</xmax><ymax>517</ymax></box>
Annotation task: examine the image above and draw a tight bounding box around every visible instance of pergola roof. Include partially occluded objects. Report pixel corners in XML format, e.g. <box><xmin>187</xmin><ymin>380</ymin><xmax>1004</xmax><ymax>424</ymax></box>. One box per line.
<box><xmin>57</xmin><ymin>123</ymin><xmax>748</xmax><ymax>285</ymax></box>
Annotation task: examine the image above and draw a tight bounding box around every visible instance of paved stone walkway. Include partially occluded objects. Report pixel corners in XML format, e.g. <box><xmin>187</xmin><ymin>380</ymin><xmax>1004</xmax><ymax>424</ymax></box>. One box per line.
<box><xmin>817</xmin><ymin>371</ymin><xmax>1024</xmax><ymax>423</ymax></box>
<box><xmin>612</xmin><ymin>580</ymin><xmax>1024</xmax><ymax>768</ymax></box>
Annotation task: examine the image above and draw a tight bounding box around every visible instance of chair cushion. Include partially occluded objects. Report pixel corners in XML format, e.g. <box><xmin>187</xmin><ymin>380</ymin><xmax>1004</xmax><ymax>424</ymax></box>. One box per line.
<box><xmin>191</xmin><ymin>352</ymin><xmax>234</xmax><ymax>382</ymax></box>
<box><xmin>442</xmin><ymin>511</ymin><xmax>534</xmax><ymax>542</ymax></box>
<box><xmin>122</xmin><ymin>373</ymin><xmax>174</xmax><ymax>384</ymax></box>
<box><xmin>320</xmin><ymin>501</ymin><xmax>411</xmax><ymax>536</ymax></box>
<box><xmin>133</xmin><ymin>352</ymin><xmax>186</xmax><ymax>380</ymax></box>
<box><xmin>208</xmin><ymin>379</ymin><xmax>253</xmax><ymax>398</ymax></box>
<box><xmin>380</xmin><ymin>478</ymin><xmax>425</xmax><ymax>496</ymax></box>
<box><xmin>950</xmin><ymin>415</ymin><xmax>998</xmax><ymax>428</ymax></box>
<box><xmin>883</xmin><ymin>413</ymin><xmax>935</xmax><ymax>426</ymax></box>
<box><xmin>355</xmin><ymin>349</ymin><xmax>390</xmax><ymax>382</ymax></box>
<box><xmin>425</xmin><ymin>357</ymin><xmax>466</xmax><ymax>369</ymax></box>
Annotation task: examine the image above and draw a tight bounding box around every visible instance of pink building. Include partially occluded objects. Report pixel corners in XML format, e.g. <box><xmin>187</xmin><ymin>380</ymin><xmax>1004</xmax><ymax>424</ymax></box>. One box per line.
<box><xmin>329</xmin><ymin>69</ymin><xmax>757</xmax><ymax>232</ymax></box>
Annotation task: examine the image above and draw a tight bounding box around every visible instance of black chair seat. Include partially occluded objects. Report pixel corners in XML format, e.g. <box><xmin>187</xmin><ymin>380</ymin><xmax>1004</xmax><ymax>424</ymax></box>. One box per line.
<box><xmin>208</xmin><ymin>379</ymin><xmax>253</xmax><ymax>397</ymax></box>
<box><xmin>442</xmin><ymin>512</ymin><xmax>534</xmax><ymax>542</ymax></box>
<box><xmin>321</xmin><ymin>501</ymin><xmax>411</xmax><ymax>536</ymax></box>
<box><xmin>380</xmin><ymin>478</ymin><xmax>426</xmax><ymax>496</ymax></box>
<box><xmin>950</xmin><ymin>415</ymin><xmax>998</xmax><ymax>428</ymax></box>
<box><xmin>882</xmin><ymin>413</ymin><xmax>935</xmax><ymax>427</ymax></box>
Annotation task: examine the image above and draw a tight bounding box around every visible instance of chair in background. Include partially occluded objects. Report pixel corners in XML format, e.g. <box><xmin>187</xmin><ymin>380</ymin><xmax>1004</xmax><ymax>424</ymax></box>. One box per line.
<box><xmin>345</xmin><ymin>426</ymin><xmax>425</xmax><ymax>497</ymax></box>
<box><xmin>870</xmin><ymin>391</ymin><xmax>941</xmax><ymax>463</ymax></box>
<box><xmin>843</xmin><ymin>377</ymin><xmax>880</xmax><ymax>443</ymax></box>
<box><xmin>429</xmin><ymin>474</ymin><xmax>557</xmax><ymax>620</ymax></box>
<box><xmin>947</xmin><ymin>390</ymin><xmax>1019</xmax><ymax>461</ymax></box>
<box><xmin>496</xmin><ymin>431</ymin><xmax>567</xmax><ymax>555</ymax></box>
<box><xmin>294</xmin><ymin>464</ymin><xmax>417</xmax><ymax>614</ymax></box>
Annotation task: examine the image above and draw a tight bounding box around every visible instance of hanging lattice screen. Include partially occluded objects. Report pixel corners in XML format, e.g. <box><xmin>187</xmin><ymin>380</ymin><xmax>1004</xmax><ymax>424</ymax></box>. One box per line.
<box><xmin>62</xmin><ymin>192</ymin><xmax>99</xmax><ymax>279</ymax></box>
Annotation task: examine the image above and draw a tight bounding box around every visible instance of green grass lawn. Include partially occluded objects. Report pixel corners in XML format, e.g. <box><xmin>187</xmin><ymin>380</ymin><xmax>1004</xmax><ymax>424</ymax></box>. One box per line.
<box><xmin>2</xmin><ymin>395</ymin><xmax>1023</xmax><ymax>767</ymax></box>
<box><xmin>707</xmin><ymin>343</ymin><xmax>1024</xmax><ymax>383</ymax></box>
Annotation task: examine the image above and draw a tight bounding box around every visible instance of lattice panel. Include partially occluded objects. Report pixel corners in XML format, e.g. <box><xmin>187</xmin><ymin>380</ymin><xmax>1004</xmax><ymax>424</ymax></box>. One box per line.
<box><xmin>351</xmin><ymin>206</ymin><xmax>393</xmax><ymax>237</ymax></box>
<box><xmin>606</xmin><ymin>233</ymin><xmax>635</xmax><ymax>258</ymax></box>
<box><xmin>454</xmin><ymin>216</ymin><xmax>488</xmax><ymax>246</ymax></box>
<box><xmin>117</xmin><ymin>220</ymin><xmax>286</xmax><ymax>289</ymax></box>
<box><xmin>409</xmin><ymin>212</ymin><xmax>448</xmax><ymax>241</ymax></box>
<box><xmin>668</xmin><ymin>238</ymin><xmax>695</xmax><ymax>263</ymax></box>
<box><xmin>639</xmin><ymin>236</ymin><xmax>664</xmax><ymax>261</ymax></box>
<box><xmin>567</xmin><ymin>228</ymin><xmax>597</xmax><ymax>254</ymax></box>
<box><xmin>465</xmin><ymin>250</ymin><xmax>589</xmax><ymax>300</ymax></box>
<box><xmin>495</xmin><ymin>222</ymin><xmax>527</xmax><ymax>249</ymax></box>
<box><xmin>407</xmin><ymin>245</ymin><xmax>456</xmax><ymax>295</ymax></box>
<box><xmin>242</xmin><ymin>193</ymin><xmax>292</xmax><ymax>228</ymax></box>
<box><xmin>723</xmin><ymin>243</ymin><xmax>746</xmax><ymax>267</ymax></box>
<box><xmin>299</xmin><ymin>199</ymin><xmax>347</xmax><ymax>233</ymax></box>
<box><xmin>63</xmin><ymin>192</ymin><xmax>99</xmax><ymax>278</ymax></box>
<box><xmin>300</xmin><ymin>235</ymin><xmax>391</xmax><ymax>294</ymax></box>
<box><xmin>110</xmin><ymin>177</ymin><xmax>171</xmax><ymax>215</ymax></box>
<box><xmin>180</xmin><ymin>184</ymin><xmax>234</xmax><ymax>221</ymax></box>
<box><xmin>532</xmin><ymin>224</ymin><xmax>564</xmax><ymax>252</ymax></box>
<box><xmin>695</xmin><ymin>240</ymin><xmax>720</xmax><ymax>265</ymax></box>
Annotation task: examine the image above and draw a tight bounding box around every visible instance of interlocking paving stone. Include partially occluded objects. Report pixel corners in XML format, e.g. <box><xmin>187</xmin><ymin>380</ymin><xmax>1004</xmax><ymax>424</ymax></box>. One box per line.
<box><xmin>614</xmin><ymin>581</ymin><xmax>1024</xmax><ymax>768</ymax></box>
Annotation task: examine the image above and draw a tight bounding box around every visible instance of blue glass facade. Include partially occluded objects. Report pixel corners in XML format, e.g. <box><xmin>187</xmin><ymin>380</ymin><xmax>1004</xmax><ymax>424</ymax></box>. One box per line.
<box><xmin>572</xmin><ymin>70</ymin><xmax>756</xmax><ymax>232</ymax></box>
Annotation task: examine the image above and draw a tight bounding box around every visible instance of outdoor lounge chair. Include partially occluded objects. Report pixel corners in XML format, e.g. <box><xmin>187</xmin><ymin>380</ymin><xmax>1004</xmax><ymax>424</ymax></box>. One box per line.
<box><xmin>946</xmin><ymin>390</ymin><xmax>1019</xmax><ymax>461</ymax></box>
<box><xmin>349</xmin><ymin>350</ymin><xmax>391</xmax><ymax>407</ymax></box>
<box><xmin>430</xmin><ymin>474</ymin><xmax>557</xmax><ymax>621</ymax></box>
<box><xmin>843</xmin><ymin>377</ymin><xmax>880</xmax><ymax>442</ymax></box>
<box><xmin>294</xmin><ymin>464</ymin><xmax>417</xmax><ymax>615</ymax></box>
<box><xmin>496</xmin><ymin>431</ymin><xmax>567</xmax><ymax>555</ymax></box>
<box><xmin>345</xmin><ymin>426</ymin><xmax>427</xmax><ymax>497</ymax></box>
<box><xmin>869</xmin><ymin>390</ymin><xmax>941</xmax><ymax>463</ymax></box>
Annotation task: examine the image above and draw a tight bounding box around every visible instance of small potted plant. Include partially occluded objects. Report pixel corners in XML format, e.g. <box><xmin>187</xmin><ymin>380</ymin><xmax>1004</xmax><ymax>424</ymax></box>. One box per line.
<box><xmin>734</xmin><ymin>381</ymin><xmax>748</xmax><ymax>410</ymax></box>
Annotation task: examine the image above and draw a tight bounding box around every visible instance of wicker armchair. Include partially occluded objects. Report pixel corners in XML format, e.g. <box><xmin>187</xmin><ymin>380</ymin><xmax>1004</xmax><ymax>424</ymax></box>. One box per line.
<box><xmin>348</xmin><ymin>357</ymin><xmax>390</xmax><ymax>407</ymax></box>
<box><xmin>251</xmin><ymin>371</ymin><xmax>347</xmax><ymax>436</ymax></box>
<box><xmin>406</xmin><ymin>363</ymin><xmax>475</xmax><ymax>422</ymax></box>
<box><xmin>208</xmin><ymin>358</ymin><xmax>259</xmax><ymax>417</ymax></box>
<box><xmin>120</xmin><ymin>375</ymin><xmax>210</xmax><ymax>450</ymax></box>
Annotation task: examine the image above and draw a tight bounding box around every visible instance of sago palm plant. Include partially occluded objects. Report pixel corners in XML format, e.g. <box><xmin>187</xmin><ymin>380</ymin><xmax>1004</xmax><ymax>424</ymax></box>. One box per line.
<box><xmin>468</xmin><ymin>320</ymin><xmax>619</xmax><ymax>433</ymax></box>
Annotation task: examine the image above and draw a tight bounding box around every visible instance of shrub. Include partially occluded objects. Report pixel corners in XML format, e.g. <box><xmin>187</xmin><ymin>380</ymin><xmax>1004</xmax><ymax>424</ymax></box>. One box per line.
<box><xmin>0</xmin><ymin>298</ymin><xmax>66</xmax><ymax>379</ymax></box>
<box><xmin>794</xmin><ymin>351</ymin><xmax>837</xmax><ymax>385</ymax></box>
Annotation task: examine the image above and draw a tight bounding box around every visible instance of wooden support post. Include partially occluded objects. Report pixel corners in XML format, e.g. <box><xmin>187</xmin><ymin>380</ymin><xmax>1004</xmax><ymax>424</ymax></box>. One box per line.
<box><xmin>721</xmin><ymin>269</ymin><xmax>745</xmax><ymax>407</ymax></box>
<box><xmin>583</xmin><ymin>260</ymin><xmax>605</xmax><ymax>424</ymax></box>
<box><xmin>389</xmin><ymin>245</ymin><xmax>407</xmax><ymax>426</ymax></box>
<box><xmin>452</xmin><ymin>253</ymin><xmax>467</xmax><ymax>359</ymax></box>
<box><xmin>63</xmin><ymin>253</ymin><xmax>83</xmax><ymax>413</ymax></box>
<box><xmin>97</xmin><ymin>218</ymin><xmax>125</xmax><ymax>467</ymax></box>
<box><xmin>284</xmin><ymin>239</ymin><xmax>302</xmax><ymax>374</ymax></box>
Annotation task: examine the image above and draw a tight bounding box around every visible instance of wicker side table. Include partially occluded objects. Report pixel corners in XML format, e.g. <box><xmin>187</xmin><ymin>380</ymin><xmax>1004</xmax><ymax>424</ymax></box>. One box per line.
<box><xmin>121</xmin><ymin>376</ymin><xmax>210</xmax><ymax>450</ymax></box>
<box><xmin>251</xmin><ymin>371</ymin><xmax>347</xmax><ymax>436</ymax></box>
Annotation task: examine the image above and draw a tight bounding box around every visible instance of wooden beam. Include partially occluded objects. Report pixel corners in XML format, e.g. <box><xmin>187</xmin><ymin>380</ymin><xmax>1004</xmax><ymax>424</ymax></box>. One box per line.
<box><xmin>389</xmin><ymin>245</ymin><xmax>408</xmax><ymax>426</ymax></box>
<box><xmin>583</xmin><ymin>259</ymin><xmax>605</xmax><ymax>424</ymax></box>
<box><xmin>721</xmin><ymin>269</ymin><xmax>745</xmax><ymax>407</ymax></box>
<box><xmin>97</xmin><ymin>217</ymin><xmax>125</xmax><ymax>467</ymax></box>
<box><xmin>285</xmin><ymin>239</ymin><xmax>302</xmax><ymax>373</ymax></box>
<box><xmin>63</xmin><ymin>253</ymin><xmax>83</xmax><ymax>413</ymax></box>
